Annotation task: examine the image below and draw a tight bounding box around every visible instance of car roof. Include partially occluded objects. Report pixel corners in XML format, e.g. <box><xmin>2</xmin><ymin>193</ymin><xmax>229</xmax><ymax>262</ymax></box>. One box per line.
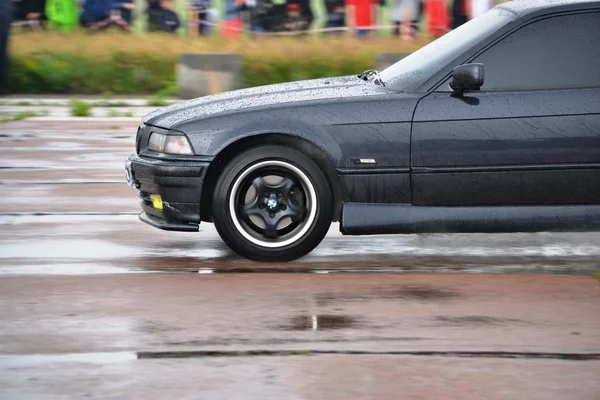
<box><xmin>498</xmin><ymin>0</ymin><xmax>600</xmax><ymax>17</ymax></box>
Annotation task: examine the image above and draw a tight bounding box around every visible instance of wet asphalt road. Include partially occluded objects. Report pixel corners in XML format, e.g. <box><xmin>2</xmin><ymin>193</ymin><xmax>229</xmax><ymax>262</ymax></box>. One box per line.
<box><xmin>0</xmin><ymin>119</ymin><xmax>599</xmax><ymax>399</ymax></box>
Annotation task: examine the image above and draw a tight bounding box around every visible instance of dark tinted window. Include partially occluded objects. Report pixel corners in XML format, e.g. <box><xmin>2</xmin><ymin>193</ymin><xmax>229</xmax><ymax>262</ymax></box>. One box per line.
<box><xmin>474</xmin><ymin>12</ymin><xmax>600</xmax><ymax>91</ymax></box>
<box><xmin>380</xmin><ymin>7</ymin><xmax>515</xmax><ymax>91</ymax></box>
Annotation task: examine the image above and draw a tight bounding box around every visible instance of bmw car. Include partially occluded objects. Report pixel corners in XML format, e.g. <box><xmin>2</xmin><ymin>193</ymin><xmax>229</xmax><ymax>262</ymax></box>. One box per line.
<box><xmin>126</xmin><ymin>0</ymin><xmax>600</xmax><ymax>261</ymax></box>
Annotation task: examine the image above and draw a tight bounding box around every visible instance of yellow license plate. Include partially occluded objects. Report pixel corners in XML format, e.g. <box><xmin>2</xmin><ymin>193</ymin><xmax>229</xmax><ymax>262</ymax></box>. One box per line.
<box><xmin>151</xmin><ymin>194</ymin><xmax>163</xmax><ymax>210</ymax></box>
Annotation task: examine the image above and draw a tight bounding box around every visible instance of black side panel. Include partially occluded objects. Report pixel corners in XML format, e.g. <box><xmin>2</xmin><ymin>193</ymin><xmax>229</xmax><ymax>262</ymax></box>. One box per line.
<box><xmin>339</xmin><ymin>174</ymin><xmax>411</xmax><ymax>203</ymax></box>
<box><xmin>413</xmin><ymin>169</ymin><xmax>600</xmax><ymax>206</ymax></box>
<box><xmin>412</xmin><ymin>112</ymin><xmax>600</xmax><ymax>168</ymax></box>
<box><xmin>340</xmin><ymin>203</ymin><xmax>600</xmax><ymax>235</ymax></box>
<box><xmin>411</xmin><ymin>89</ymin><xmax>600</xmax><ymax>206</ymax></box>
<box><xmin>326</xmin><ymin>122</ymin><xmax>412</xmax><ymax>169</ymax></box>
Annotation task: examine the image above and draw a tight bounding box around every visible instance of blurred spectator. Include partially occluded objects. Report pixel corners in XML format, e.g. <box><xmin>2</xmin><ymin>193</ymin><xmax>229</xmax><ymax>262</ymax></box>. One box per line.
<box><xmin>80</xmin><ymin>0</ymin><xmax>111</xmax><ymax>26</ymax></box>
<box><xmin>470</xmin><ymin>0</ymin><xmax>493</xmax><ymax>18</ymax></box>
<box><xmin>112</xmin><ymin>0</ymin><xmax>136</xmax><ymax>25</ymax></box>
<box><xmin>158</xmin><ymin>0</ymin><xmax>181</xmax><ymax>33</ymax></box>
<box><xmin>241</xmin><ymin>0</ymin><xmax>275</xmax><ymax>34</ymax></box>
<box><xmin>411</xmin><ymin>0</ymin><xmax>424</xmax><ymax>34</ymax></box>
<box><xmin>221</xmin><ymin>0</ymin><xmax>243</xmax><ymax>38</ymax></box>
<box><xmin>13</xmin><ymin>0</ymin><xmax>46</xmax><ymax>28</ymax></box>
<box><xmin>451</xmin><ymin>0</ymin><xmax>468</xmax><ymax>29</ymax></box>
<box><xmin>424</xmin><ymin>0</ymin><xmax>448</xmax><ymax>37</ymax></box>
<box><xmin>147</xmin><ymin>0</ymin><xmax>162</xmax><ymax>31</ymax></box>
<box><xmin>324</xmin><ymin>0</ymin><xmax>345</xmax><ymax>32</ymax></box>
<box><xmin>412</xmin><ymin>0</ymin><xmax>425</xmax><ymax>30</ymax></box>
<box><xmin>268</xmin><ymin>0</ymin><xmax>287</xmax><ymax>33</ymax></box>
<box><xmin>391</xmin><ymin>0</ymin><xmax>419</xmax><ymax>38</ymax></box>
<box><xmin>80</xmin><ymin>0</ymin><xmax>131</xmax><ymax>30</ymax></box>
<box><xmin>45</xmin><ymin>0</ymin><xmax>78</xmax><ymax>31</ymax></box>
<box><xmin>0</xmin><ymin>0</ymin><xmax>12</xmax><ymax>95</ymax></box>
<box><xmin>189</xmin><ymin>0</ymin><xmax>212</xmax><ymax>36</ymax></box>
<box><xmin>225</xmin><ymin>0</ymin><xmax>280</xmax><ymax>34</ymax></box>
<box><xmin>292</xmin><ymin>0</ymin><xmax>314</xmax><ymax>30</ymax></box>
<box><xmin>282</xmin><ymin>3</ymin><xmax>308</xmax><ymax>32</ymax></box>
<box><xmin>345</xmin><ymin>0</ymin><xmax>377</xmax><ymax>37</ymax></box>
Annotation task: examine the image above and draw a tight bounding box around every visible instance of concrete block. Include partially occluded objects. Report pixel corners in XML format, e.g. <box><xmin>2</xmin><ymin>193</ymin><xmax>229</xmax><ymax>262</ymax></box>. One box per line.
<box><xmin>376</xmin><ymin>52</ymin><xmax>412</xmax><ymax>71</ymax></box>
<box><xmin>177</xmin><ymin>53</ymin><xmax>242</xmax><ymax>99</ymax></box>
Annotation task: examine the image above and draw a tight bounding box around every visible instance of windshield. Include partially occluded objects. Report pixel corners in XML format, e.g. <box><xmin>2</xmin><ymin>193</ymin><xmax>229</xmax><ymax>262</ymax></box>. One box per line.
<box><xmin>380</xmin><ymin>7</ymin><xmax>517</xmax><ymax>90</ymax></box>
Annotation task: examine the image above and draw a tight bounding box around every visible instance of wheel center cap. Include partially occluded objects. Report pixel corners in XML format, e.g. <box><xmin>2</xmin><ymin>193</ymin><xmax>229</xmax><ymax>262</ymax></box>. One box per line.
<box><xmin>267</xmin><ymin>199</ymin><xmax>278</xmax><ymax>210</ymax></box>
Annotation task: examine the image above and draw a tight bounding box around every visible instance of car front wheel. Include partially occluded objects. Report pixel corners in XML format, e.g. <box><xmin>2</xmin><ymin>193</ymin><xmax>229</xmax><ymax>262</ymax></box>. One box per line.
<box><xmin>212</xmin><ymin>145</ymin><xmax>332</xmax><ymax>262</ymax></box>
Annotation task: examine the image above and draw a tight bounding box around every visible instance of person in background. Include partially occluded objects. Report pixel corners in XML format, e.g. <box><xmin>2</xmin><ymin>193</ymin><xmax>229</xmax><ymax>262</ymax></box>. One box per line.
<box><xmin>235</xmin><ymin>0</ymin><xmax>274</xmax><ymax>34</ymax></box>
<box><xmin>147</xmin><ymin>0</ymin><xmax>162</xmax><ymax>31</ymax></box>
<box><xmin>13</xmin><ymin>0</ymin><xmax>20</xmax><ymax>20</ymax></box>
<box><xmin>0</xmin><ymin>0</ymin><xmax>12</xmax><ymax>95</ymax></box>
<box><xmin>45</xmin><ymin>0</ymin><xmax>78</xmax><ymax>30</ymax></box>
<box><xmin>220</xmin><ymin>0</ymin><xmax>242</xmax><ymax>38</ymax></box>
<box><xmin>252</xmin><ymin>0</ymin><xmax>275</xmax><ymax>34</ymax></box>
<box><xmin>13</xmin><ymin>0</ymin><xmax>47</xmax><ymax>29</ymax></box>
<box><xmin>424</xmin><ymin>0</ymin><xmax>448</xmax><ymax>37</ymax></box>
<box><xmin>112</xmin><ymin>0</ymin><xmax>136</xmax><ymax>25</ymax></box>
<box><xmin>451</xmin><ymin>0</ymin><xmax>468</xmax><ymax>29</ymax></box>
<box><xmin>391</xmin><ymin>0</ymin><xmax>419</xmax><ymax>38</ymax></box>
<box><xmin>268</xmin><ymin>0</ymin><xmax>287</xmax><ymax>32</ymax></box>
<box><xmin>80</xmin><ymin>0</ymin><xmax>111</xmax><ymax>27</ymax></box>
<box><xmin>469</xmin><ymin>0</ymin><xmax>493</xmax><ymax>19</ymax></box>
<box><xmin>189</xmin><ymin>0</ymin><xmax>212</xmax><ymax>36</ymax></box>
<box><xmin>345</xmin><ymin>0</ymin><xmax>377</xmax><ymax>37</ymax></box>
<box><xmin>293</xmin><ymin>0</ymin><xmax>314</xmax><ymax>30</ymax></box>
<box><xmin>324</xmin><ymin>0</ymin><xmax>345</xmax><ymax>33</ymax></box>
<box><xmin>159</xmin><ymin>0</ymin><xmax>181</xmax><ymax>33</ymax></box>
<box><xmin>282</xmin><ymin>2</ymin><xmax>308</xmax><ymax>32</ymax></box>
<box><xmin>410</xmin><ymin>0</ymin><xmax>424</xmax><ymax>35</ymax></box>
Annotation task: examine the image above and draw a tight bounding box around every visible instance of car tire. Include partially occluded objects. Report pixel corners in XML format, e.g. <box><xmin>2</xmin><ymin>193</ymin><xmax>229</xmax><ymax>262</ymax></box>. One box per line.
<box><xmin>212</xmin><ymin>145</ymin><xmax>333</xmax><ymax>262</ymax></box>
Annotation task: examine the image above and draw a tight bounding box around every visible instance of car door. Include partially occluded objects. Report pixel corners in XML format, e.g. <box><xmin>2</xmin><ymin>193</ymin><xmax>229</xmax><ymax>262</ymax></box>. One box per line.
<box><xmin>411</xmin><ymin>10</ymin><xmax>600</xmax><ymax>206</ymax></box>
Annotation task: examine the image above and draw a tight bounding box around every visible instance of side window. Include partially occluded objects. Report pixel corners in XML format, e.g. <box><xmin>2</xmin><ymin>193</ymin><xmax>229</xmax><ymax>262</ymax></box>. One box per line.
<box><xmin>440</xmin><ymin>12</ymin><xmax>600</xmax><ymax>91</ymax></box>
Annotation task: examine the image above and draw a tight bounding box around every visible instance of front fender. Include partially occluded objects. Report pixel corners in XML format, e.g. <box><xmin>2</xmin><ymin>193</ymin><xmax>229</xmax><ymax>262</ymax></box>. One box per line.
<box><xmin>175</xmin><ymin>110</ymin><xmax>343</xmax><ymax>167</ymax></box>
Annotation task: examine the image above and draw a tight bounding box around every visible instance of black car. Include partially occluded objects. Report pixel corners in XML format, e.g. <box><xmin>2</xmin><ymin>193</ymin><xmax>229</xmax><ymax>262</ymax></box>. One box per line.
<box><xmin>126</xmin><ymin>0</ymin><xmax>600</xmax><ymax>262</ymax></box>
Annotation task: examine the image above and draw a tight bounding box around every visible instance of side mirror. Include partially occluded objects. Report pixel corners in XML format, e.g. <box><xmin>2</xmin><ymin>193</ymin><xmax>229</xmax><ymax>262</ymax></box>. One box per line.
<box><xmin>450</xmin><ymin>63</ymin><xmax>484</xmax><ymax>95</ymax></box>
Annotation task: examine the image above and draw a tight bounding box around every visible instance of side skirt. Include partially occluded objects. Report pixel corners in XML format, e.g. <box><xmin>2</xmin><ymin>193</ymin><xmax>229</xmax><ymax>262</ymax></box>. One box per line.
<box><xmin>340</xmin><ymin>203</ymin><xmax>600</xmax><ymax>235</ymax></box>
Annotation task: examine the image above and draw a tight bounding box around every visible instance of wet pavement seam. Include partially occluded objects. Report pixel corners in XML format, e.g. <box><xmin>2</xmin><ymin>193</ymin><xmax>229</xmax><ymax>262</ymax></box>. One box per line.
<box><xmin>4</xmin><ymin>351</ymin><xmax>598</xmax><ymax>366</ymax></box>
<box><xmin>0</xmin><ymin>212</ymin><xmax>139</xmax><ymax>216</ymax></box>
<box><xmin>136</xmin><ymin>350</ymin><xmax>600</xmax><ymax>361</ymax></box>
<box><xmin>0</xmin><ymin>180</ymin><xmax>125</xmax><ymax>185</ymax></box>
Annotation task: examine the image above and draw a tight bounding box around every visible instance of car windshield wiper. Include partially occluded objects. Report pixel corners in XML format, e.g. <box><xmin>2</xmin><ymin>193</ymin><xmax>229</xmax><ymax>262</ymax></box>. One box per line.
<box><xmin>358</xmin><ymin>69</ymin><xmax>386</xmax><ymax>87</ymax></box>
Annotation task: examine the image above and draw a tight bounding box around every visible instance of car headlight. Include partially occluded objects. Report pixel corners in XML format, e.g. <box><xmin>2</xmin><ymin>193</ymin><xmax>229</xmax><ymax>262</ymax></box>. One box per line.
<box><xmin>148</xmin><ymin>132</ymin><xmax>193</xmax><ymax>155</ymax></box>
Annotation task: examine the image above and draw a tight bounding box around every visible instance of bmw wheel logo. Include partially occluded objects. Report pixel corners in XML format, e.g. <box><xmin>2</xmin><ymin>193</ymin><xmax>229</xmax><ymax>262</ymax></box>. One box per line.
<box><xmin>267</xmin><ymin>199</ymin><xmax>278</xmax><ymax>210</ymax></box>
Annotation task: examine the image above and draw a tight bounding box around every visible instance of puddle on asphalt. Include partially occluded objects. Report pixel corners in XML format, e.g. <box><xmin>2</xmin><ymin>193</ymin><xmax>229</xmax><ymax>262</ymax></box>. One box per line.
<box><xmin>0</xmin><ymin>239</ymin><xmax>139</xmax><ymax>260</ymax></box>
<box><xmin>434</xmin><ymin>316</ymin><xmax>527</xmax><ymax>326</ymax></box>
<box><xmin>310</xmin><ymin>234</ymin><xmax>600</xmax><ymax>259</ymax></box>
<box><xmin>378</xmin><ymin>285</ymin><xmax>461</xmax><ymax>300</ymax></box>
<box><xmin>279</xmin><ymin>315</ymin><xmax>360</xmax><ymax>331</ymax></box>
<box><xmin>64</xmin><ymin>153</ymin><xmax>125</xmax><ymax>162</ymax></box>
<box><xmin>0</xmin><ymin>352</ymin><xmax>136</xmax><ymax>367</ymax></box>
<box><xmin>316</xmin><ymin>285</ymin><xmax>461</xmax><ymax>306</ymax></box>
<box><xmin>0</xmin><ymin>213</ymin><xmax>137</xmax><ymax>224</ymax></box>
<box><xmin>0</xmin><ymin>179</ymin><xmax>125</xmax><ymax>185</ymax></box>
<box><xmin>0</xmin><ymin>166</ymin><xmax>48</xmax><ymax>170</ymax></box>
<box><xmin>135</xmin><ymin>321</ymin><xmax>183</xmax><ymax>334</ymax></box>
<box><xmin>109</xmin><ymin>135</ymin><xmax>134</xmax><ymax>140</ymax></box>
<box><xmin>0</xmin><ymin>263</ymin><xmax>152</xmax><ymax>276</ymax></box>
<box><xmin>42</xmin><ymin>141</ymin><xmax>85</xmax><ymax>149</ymax></box>
<box><xmin>0</xmin><ymin>133</ymin><xmax>38</xmax><ymax>143</ymax></box>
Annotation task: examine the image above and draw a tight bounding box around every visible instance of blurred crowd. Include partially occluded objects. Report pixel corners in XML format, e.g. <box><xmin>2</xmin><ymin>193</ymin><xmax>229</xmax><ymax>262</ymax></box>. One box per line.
<box><xmin>7</xmin><ymin>0</ymin><xmax>512</xmax><ymax>37</ymax></box>
<box><xmin>0</xmin><ymin>0</ymin><xmax>511</xmax><ymax>93</ymax></box>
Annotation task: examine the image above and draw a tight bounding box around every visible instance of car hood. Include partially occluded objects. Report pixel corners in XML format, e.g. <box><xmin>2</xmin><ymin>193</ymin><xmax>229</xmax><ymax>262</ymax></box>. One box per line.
<box><xmin>142</xmin><ymin>76</ymin><xmax>388</xmax><ymax>130</ymax></box>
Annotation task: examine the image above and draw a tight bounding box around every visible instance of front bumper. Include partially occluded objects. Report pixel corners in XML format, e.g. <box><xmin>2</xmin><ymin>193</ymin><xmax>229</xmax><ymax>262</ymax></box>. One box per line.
<box><xmin>125</xmin><ymin>154</ymin><xmax>210</xmax><ymax>232</ymax></box>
